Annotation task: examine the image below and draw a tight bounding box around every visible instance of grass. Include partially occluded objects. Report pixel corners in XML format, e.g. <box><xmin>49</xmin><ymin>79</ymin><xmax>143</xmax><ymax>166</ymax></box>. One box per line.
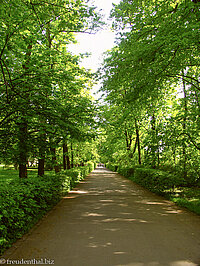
<box><xmin>127</xmin><ymin>171</ymin><xmax>200</xmax><ymax>216</ymax></box>
<box><xmin>168</xmin><ymin>187</ymin><xmax>200</xmax><ymax>215</ymax></box>
<box><xmin>0</xmin><ymin>165</ymin><xmax>53</xmax><ymax>184</ymax></box>
<box><xmin>0</xmin><ymin>163</ymin><xmax>94</xmax><ymax>255</ymax></box>
<box><xmin>1</xmin><ymin>165</ymin><xmax>200</xmax><ymax>216</ymax></box>
<box><xmin>125</xmin><ymin>170</ymin><xmax>200</xmax><ymax>216</ymax></box>
<box><xmin>0</xmin><ymin>166</ymin><xmax>19</xmax><ymax>183</ymax></box>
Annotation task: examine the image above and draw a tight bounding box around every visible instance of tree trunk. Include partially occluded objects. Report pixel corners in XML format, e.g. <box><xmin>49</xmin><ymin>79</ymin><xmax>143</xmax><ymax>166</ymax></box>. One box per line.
<box><xmin>38</xmin><ymin>158</ymin><xmax>45</xmax><ymax>176</ymax></box>
<box><xmin>18</xmin><ymin>121</ymin><xmax>28</xmax><ymax>178</ymax></box>
<box><xmin>71</xmin><ymin>142</ymin><xmax>74</xmax><ymax>168</ymax></box>
<box><xmin>125</xmin><ymin>129</ymin><xmax>132</xmax><ymax>151</ymax></box>
<box><xmin>135</xmin><ymin>119</ymin><xmax>141</xmax><ymax>165</ymax></box>
<box><xmin>63</xmin><ymin>144</ymin><xmax>67</xmax><ymax>170</ymax></box>
<box><xmin>182</xmin><ymin>71</ymin><xmax>188</xmax><ymax>179</ymax></box>
<box><xmin>156</xmin><ymin>128</ymin><xmax>160</xmax><ymax>167</ymax></box>
<box><xmin>38</xmin><ymin>131</ymin><xmax>46</xmax><ymax>176</ymax></box>
<box><xmin>67</xmin><ymin>155</ymin><xmax>71</xmax><ymax>169</ymax></box>
<box><xmin>38</xmin><ymin>23</ymin><xmax>52</xmax><ymax>177</ymax></box>
<box><xmin>50</xmin><ymin>147</ymin><xmax>60</xmax><ymax>173</ymax></box>
<box><xmin>151</xmin><ymin>113</ymin><xmax>157</xmax><ymax>169</ymax></box>
<box><xmin>18</xmin><ymin>43</ymin><xmax>32</xmax><ymax>178</ymax></box>
<box><xmin>63</xmin><ymin>143</ymin><xmax>70</xmax><ymax>170</ymax></box>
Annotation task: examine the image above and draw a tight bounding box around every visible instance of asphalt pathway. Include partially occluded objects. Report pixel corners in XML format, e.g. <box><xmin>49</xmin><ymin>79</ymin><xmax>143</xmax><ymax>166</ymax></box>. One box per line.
<box><xmin>3</xmin><ymin>167</ymin><xmax>200</xmax><ymax>266</ymax></box>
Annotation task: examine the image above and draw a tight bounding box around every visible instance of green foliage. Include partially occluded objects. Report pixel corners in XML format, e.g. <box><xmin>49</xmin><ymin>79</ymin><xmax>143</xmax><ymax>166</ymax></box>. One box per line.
<box><xmin>133</xmin><ymin>168</ymin><xmax>185</xmax><ymax>193</ymax></box>
<box><xmin>0</xmin><ymin>167</ymin><xmax>19</xmax><ymax>184</ymax></box>
<box><xmin>171</xmin><ymin>197</ymin><xmax>200</xmax><ymax>215</ymax></box>
<box><xmin>0</xmin><ymin>175</ymin><xmax>61</xmax><ymax>253</ymax></box>
<box><xmin>169</xmin><ymin>187</ymin><xmax>200</xmax><ymax>215</ymax></box>
<box><xmin>0</xmin><ymin>163</ymin><xmax>95</xmax><ymax>255</ymax></box>
<box><xmin>118</xmin><ymin>165</ymin><xmax>143</xmax><ymax>178</ymax></box>
<box><xmin>105</xmin><ymin>162</ymin><xmax>117</xmax><ymax>172</ymax></box>
<box><xmin>108</xmin><ymin>163</ymin><xmax>200</xmax><ymax>215</ymax></box>
<box><xmin>0</xmin><ymin>0</ymin><xmax>102</xmax><ymax>176</ymax></box>
<box><xmin>98</xmin><ymin>0</ymin><xmax>200</xmax><ymax>186</ymax></box>
<box><xmin>107</xmin><ymin>163</ymin><xmax>185</xmax><ymax>193</ymax></box>
<box><xmin>62</xmin><ymin>161</ymin><xmax>95</xmax><ymax>188</ymax></box>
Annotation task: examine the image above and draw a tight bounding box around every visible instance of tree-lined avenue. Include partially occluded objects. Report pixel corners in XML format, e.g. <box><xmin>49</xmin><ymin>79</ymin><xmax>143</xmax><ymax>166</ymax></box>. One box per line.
<box><xmin>3</xmin><ymin>167</ymin><xmax>200</xmax><ymax>266</ymax></box>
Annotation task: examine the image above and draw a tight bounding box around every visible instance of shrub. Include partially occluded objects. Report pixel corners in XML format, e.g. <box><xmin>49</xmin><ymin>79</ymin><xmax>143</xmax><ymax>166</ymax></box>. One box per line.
<box><xmin>109</xmin><ymin>164</ymin><xmax>185</xmax><ymax>194</ymax></box>
<box><xmin>61</xmin><ymin>162</ymin><xmax>95</xmax><ymax>188</ymax></box>
<box><xmin>133</xmin><ymin>168</ymin><xmax>185</xmax><ymax>193</ymax></box>
<box><xmin>0</xmin><ymin>163</ymin><xmax>95</xmax><ymax>255</ymax></box>
<box><xmin>108</xmin><ymin>163</ymin><xmax>199</xmax><ymax>215</ymax></box>
<box><xmin>106</xmin><ymin>163</ymin><xmax>117</xmax><ymax>172</ymax></box>
<box><xmin>0</xmin><ymin>174</ymin><xmax>64</xmax><ymax>254</ymax></box>
<box><xmin>117</xmin><ymin>165</ymin><xmax>143</xmax><ymax>178</ymax></box>
<box><xmin>171</xmin><ymin>197</ymin><xmax>200</xmax><ymax>215</ymax></box>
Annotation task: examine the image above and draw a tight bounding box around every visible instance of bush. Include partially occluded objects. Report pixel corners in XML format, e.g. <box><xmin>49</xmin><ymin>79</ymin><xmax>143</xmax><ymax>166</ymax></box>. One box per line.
<box><xmin>108</xmin><ymin>164</ymin><xmax>185</xmax><ymax>194</ymax></box>
<box><xmin>0</xmin><ymin>163</ymin><xmax>95</xmax><ymax>255</ymax></box>
<box><xmin>170</xmin><ymin>197</ymin><xmax>200</xmax><ymax>215</ymax></box>
<box><xmin>117</xmin><ymin>165</ymin><xmax>143</xmax><ymax>178</ymax></box>
<box><xmin>0</xmin><ymin>175</ymin><xmax>62</xmax><ymax>254</ymax></box>
<box><xmin>106</xmin><ymin>163</ymin><xmax>144</xmax><ymax>177</ymax></box>
<box><xmin>106</xmin><ymin>162</ymin><xmax>117</xmax><ymax>172</ymax></box>
<box><xmin>107</xmin><ymin>163</ymin><xmax>200</xmax><ymax>215</ymax></box>
<box><xmin>61</xmin><ymin>161</ymin><xmax>95</xmax><ymax>188</ymax></box>
<box><xmin>132</xmin><ymin>168</ymin><xmax>185</xmax><ymax>193</ymax></box>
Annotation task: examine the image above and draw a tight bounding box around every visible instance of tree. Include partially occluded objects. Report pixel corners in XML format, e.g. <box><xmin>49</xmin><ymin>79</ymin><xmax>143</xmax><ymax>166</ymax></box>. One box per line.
<box><xmin>0</xmin><ymin>0</ymin><xmax>102</xmax><ymax>177</ymax></box>
<box><xmin>98</xmin><ymin>0</ymin><xmax>200</xmax><ymax>184</ymax></box>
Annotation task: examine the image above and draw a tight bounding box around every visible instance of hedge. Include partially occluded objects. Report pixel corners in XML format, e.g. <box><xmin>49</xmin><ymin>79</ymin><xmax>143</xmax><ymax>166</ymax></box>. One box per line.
<box><xmin>133</xmin><ymin>168</ymin><xmax>185</xmax><ymax>193</ymax></box>
<box><xmin>106</xmin><ymin>163</ymin><xmax>140</xmax><ymax>178</ymax></box>
<box><xmin>106</xmin><ymin>164</ymin><xmax>185</xmax><ymax>194</ymax></box>
<box><xmin>62</xmin><ymin>161</ymin><xmax>95</xmax><ymax>189</ymax></box>
<box><xmin>117</xmin><ymin>165</ymin><xmax>143</xmax><ymax>178</ymax></box>
<box><xmin>0</xmin><ymin>162</ymin><xmax>95</xmax><ymax>255</ymax></box>
<box><xmin>105</xmin><ymin>163</ymin><xmax>117</xmax><ymax>172</ymax></box>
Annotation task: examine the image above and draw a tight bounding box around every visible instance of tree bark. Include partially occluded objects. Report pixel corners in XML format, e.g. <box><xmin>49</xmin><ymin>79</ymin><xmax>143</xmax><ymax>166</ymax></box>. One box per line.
<box><xmin>71</xmin><ymin>142</ymin><xmax>74</xmax><ymax>168</ymax></box>
<box><xmin>50</xmin><ymin>147</ymin><xmax>60</xmax><ymax>173</ymax></box>
<box><xmin>38</xmin><ymin>129</ymin><xmax>46</xmax><ymax>176</ymax></box>
<box><xmin>38</xmin><ymin>158</ymin><xmax>45</xmax><ymax>176</ymax></box>
<box><xmin>151</xmin><ymin>113</ymin><xmax>157</xmax><ymax>169</ymax></box>
<box><xmin>125</xmin><ymin>129</ymin><xmax>132</xmax><ymax>151</ymax></box>
<box><xmin>18</xmin><ymin>43</ymin><xmax>32</xmax><ymax>178</ymax></box>
<box><xmin>18</xmin><ymin>121</ymin><xmax>28</xmax><ymax>178</ymax></box>
<box><xmin>63</xmin><ymin>143</ymin><xmax>70</xmax><ymax>170</ymax></box>
<box><xmin>38</xmin><ymin>23</ymin><xmax>52</xmax><ymax>177</ymax></box>
<box><xmin>135</xmin><ymin>119</ymin><xmax>141</xmax><ymax>165</ymax></box>
<box><xmin>63</xmin><ymin>144</ymin><xmax>67</xmax><ymax>170</ymax></box>
<box><xmin>182</xmin><ymin>71</ymin><xmax>188</xmax><ymax>179</ymax></box>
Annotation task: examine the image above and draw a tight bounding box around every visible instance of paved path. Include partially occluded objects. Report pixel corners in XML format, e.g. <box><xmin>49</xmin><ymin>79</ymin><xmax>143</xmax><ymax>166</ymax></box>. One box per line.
<box><xmin>3</xmin><ymin>167</ymin><xmax>200</xmax><ymax>266</ymax></box>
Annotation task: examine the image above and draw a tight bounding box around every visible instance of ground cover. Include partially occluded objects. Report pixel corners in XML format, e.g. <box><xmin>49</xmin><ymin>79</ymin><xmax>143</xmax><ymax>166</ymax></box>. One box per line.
<box><xmin>106</xmin><ymin>163</ymin><xmax>200</xmax><ymax>216</ymax></box>
<box><xmin>0</xmin><ymin>163</ymin><xmax>95</xmax><ymax>255</ymax></box>
<box><xmin>0</xmin><ymin>166</ymin><xmax>54</xmax><ymax>184</ymax></box>
<box><xmin>168</xmin><ymin>187</ymin><xmax>200</xmax><ymax>215</ymax></box>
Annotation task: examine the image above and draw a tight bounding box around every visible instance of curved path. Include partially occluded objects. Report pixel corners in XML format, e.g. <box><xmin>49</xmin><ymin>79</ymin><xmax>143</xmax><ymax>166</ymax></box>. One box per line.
<box><xmin>3</xmin><ymin>167</ymin><xmax>200</xmax><ymax>266</ymax></box>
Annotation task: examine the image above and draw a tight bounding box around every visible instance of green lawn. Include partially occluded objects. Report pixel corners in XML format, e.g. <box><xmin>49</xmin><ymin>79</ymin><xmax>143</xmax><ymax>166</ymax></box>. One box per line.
<box><xmin>168</xmin><ymin>187</ymin><xmax>200</xmax><ymax>215</ymax></box>
<box><xmin>0</xmin><ymin>166</ymin><xmax>53</xmax><ymax>184</ymax></box>
<box><xmin>0</xmin><ymin>166</ymin><xmax>18</xmax><ymax>183</ymax></box>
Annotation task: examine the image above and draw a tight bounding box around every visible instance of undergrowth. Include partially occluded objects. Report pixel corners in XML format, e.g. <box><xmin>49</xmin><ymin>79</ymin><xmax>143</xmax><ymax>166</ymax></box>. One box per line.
<box><xmin>0</xmin><ymin>162</ymin><xmax>95</xmax><ymax>255</ymax></box>
<box><xmin>106</xmin><ymin>163</ymin><xmax>200</xmax><ymax>216</ymax></box>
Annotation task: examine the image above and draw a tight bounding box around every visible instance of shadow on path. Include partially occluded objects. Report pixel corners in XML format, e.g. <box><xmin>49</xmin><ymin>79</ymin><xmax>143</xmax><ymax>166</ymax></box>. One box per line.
<box><xmin>3</xmin><ymin>167</ymin><xmax>200</xmax><ymax>266</ymax></box>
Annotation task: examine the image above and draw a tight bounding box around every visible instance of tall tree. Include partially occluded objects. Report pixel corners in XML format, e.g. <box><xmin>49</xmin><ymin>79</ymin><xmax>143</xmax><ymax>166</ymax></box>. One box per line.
<box><xmin>98</xmin><ymin>0</ymin><xmax>199</xmax><ymax>184</ymax></box>
<box><xmin>0</xmin><ymin>0</ymin><xmax>102</xmax><ymax>177</ymax></box>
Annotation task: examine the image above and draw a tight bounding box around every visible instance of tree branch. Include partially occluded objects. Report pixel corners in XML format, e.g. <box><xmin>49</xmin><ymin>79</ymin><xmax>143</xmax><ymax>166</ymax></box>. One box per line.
<box><xmin>177</xmin><ymin>132</ymin><xmax>200</xmax><ymax>151</ymax></box>
<box><xmin>166</xmin><ymin>74</ymin><xmax>200</xmax><ymax>91</ymax></box>
<box><xmin>0</xmin><ymin>61</ymin><xmax>9</xmax><ymax>103</ymax></box>
<box><xmin>0</xmin><ymin>111</ymin><xmax>16</xmax><ymax>126</ymax></box>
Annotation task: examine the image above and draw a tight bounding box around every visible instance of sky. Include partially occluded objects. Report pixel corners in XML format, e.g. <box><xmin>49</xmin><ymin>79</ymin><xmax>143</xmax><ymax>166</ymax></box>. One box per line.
<box><xmin>68</xmin><ymin>0</ymin><xmax>121</xmax><ymax>97</ymax></box>
<box><xmin>69</xmin><ymin>0</ymin><xmax>120</xmax><ymax>71</ymax></box>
